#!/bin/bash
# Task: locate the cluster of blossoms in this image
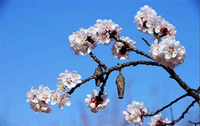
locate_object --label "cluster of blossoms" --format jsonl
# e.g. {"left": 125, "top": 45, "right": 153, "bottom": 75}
{"left": 123, "top": 101, "right": 173, "bottom": 126}
{"left": 148, "top": 114, "right": 171, "bottom": 126}
{"left": 150, "top": 35, "right": 186, "bottom": 69}
{"left": 134, "top": 5, "right": 185, "bottom": 69}
{"left": 69, "top": 19, "right": 137, "bottom": 60}
{"left": 85, "top": 90, "right": 110, "bottom": 113}
{"left": 134, "top": 5, "right": 176, "bottom": 39}
{"left": 26, "top": 85, "right": 71, "bottom": 113}
{"left": 26, "top": 70, "right": 82, "bottom": 113}
{"left": 123, "top": 101, "right": 149, "bottom": 126}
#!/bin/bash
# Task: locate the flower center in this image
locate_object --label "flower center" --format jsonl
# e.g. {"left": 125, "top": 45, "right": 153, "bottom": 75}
{"left": 101, "top": 33, "right": 107, "bottom": 39}
{"left": 168, "top": 47, "right": 174, "bottom": 54}
{"left": 82, "top": 43, "right": 89, "bottom": 51}
{"left": 90, "top": 96, "right": 104, "bottom": 107}
{"left": 43, "top": 93, "right": 48, "bottom": 100}
{"left": 156, "top": 118, "right": 163, "bottom": 126}
{"left": 86, "top": 36, "right": 94, "bottom": 44}
{"left": 160, "top": 27, "right": 168, "bottom": 36}
{"left": 120, "top": 45, "right": 128, "bottom": 55}
{"left": 66, "top": 78, "right": 72, "bottom": 84}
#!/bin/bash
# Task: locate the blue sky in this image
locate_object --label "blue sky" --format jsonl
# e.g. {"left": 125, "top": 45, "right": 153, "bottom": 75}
{"left": 0, "top": 0, "right": 199, "bottom": 126}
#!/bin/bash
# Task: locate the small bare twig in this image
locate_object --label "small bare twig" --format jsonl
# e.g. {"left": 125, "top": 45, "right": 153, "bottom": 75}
{"left": 143, "top": 93, "right": 189, "bottom": 117}
{"left": 89, "top": 52, "right": 108, "bottom": 70}
{"left": 165, "top": 100, "right": 196, "bottom": 125}
{"left": 189, "top": 120, "right": 200, "bottom": 126}
{"left": 142, "top": 37, "right": 151, "bottom": 47}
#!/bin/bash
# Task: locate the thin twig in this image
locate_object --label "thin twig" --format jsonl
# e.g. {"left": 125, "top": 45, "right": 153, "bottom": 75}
{"left": 165, "top": 100, "right": 196, "bottom": 125}
{"left": 188, "top": 120, "right": 200, "bottom": 126}
{"left": 89, "top": 52, "right": 107, "bottom": 70}
{"left": 143, "top": 93, "right": 189, "bottom": 117}
{"left": 98, "top": 73, "right": 110, "bottom": 97}
{"left": 142, "top": 37, "right": 151, "bottom": 47}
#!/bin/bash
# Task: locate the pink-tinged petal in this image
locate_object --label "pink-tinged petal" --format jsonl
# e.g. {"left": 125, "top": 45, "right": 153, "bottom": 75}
{"left": 51, "top": 100, "right": 57, "bottom": 105}
{"left": 91, "top": 108, "right": 98, "bottom": 113}
{"left": 123, "top": 111, "right": 129, "bottom": 115}
{"left": 90, "top": 103, "right": 96, "bottom": 108}
{"left": 85, "top": 98, "right": 90, "bottom": 103}
{"left": 59, "top": 103, "right": 65, "bottom": 109}
{"left": 92, "top": 90, "right": 98, "bottom": 97}
{"left": 65, "top": 100, "right": 71, "bottom": 106}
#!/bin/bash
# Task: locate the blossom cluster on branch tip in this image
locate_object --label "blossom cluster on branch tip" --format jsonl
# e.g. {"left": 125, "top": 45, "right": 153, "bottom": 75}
{"left": 148, "top": 114, "right": 172, "bottom": 126}
{"left": 123, "top": 101, "right": 149, "bottom": 126}
{"left": 85, "top": 90, "right": 110, "bottom": 113}
{"left": 26, "top": 70, "right": 81, "bottom": 113}
{"left": 134, "top": 5, "right": 176, "bottom": 39}
{"left": 68, "top": 19, "right": 137, "bottom": 60}
{"left": 150, "top": 36, "right": 185, "bottom": 69}
{"left": 134, "top": 5, "right": 185, "bottom": 69}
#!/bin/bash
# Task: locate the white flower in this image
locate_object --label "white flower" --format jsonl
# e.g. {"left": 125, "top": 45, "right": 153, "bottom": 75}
{"left": 134, "top": 5, "right": 158, "bottom": 34}
{"left": 94, "top": 19, "right": 122, "bottom": 45}
{"left": 69, "top": 27, "right": 97, "bottom": 55}
{"left": 29, "top": 100, "right": 52, "bottom": 113}
{"left": 38, "top": 86, "right": 52, "bottom": 103}
{"left": 26, "top": 85, "right": 52, "bottom": 113}
{"left": 58, "top": 93, "right": 71, "bottom": 109}
{"left": 146, "top": 16, "right": 162, "bottom": 34}
{"left": 152, "top": 18, "right": 177, "bottom": 39}
{"left": 111, "top": 36, "right": 137, "bottom": 60}
{"left": 51, "top": 90, "right": 62, "bottom": 105}
{"left": 56, "top": 82, "right": 66, "bottom": 92}
{"left": 57, "top": 70, "right": 81, "bottom": 89}
{"left": 85, "top": 90, "right": 110, "bottom": 113}
{"left": 148, "top": 114, "right": 163, "bottom": 126}
{"left": 148, "top": 114, "right": 173, "bottom": 126}
{"left": 150, "top": 36, "right": 185, "bottom": 69}
{"left": 123, "top": 101, "right": 149, "bottom": 126}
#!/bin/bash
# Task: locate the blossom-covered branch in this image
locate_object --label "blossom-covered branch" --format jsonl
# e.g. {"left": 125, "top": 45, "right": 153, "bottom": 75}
{"left": 26, "top": 4, "right": 199, "bottom": 126}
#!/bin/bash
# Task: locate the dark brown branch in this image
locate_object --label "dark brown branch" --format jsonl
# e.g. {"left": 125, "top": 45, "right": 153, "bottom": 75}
{"left": 143, "top": 93, "right": 189, "bottom": 117}
{"left": 142, "top": 37, "right": 151, "bottom": 47}
{"left": 109, "top": 33, "right": 153, "bottom": 59}
{"left": 68, "top": 60, "right": 200, "bottom": 104}
{"left": 89, "top": 52, "right": 107, "bottom": 70}
{"left": 162, "top": 66, "right": 200, "bottom": 104}
{"left": 165, "top": 100, "right": 196, "bottom": 125}
{"left": 189, "top": 120, "right": 200, "bottom": 126}
{"left": 68, "top": 61, "right": 160, "bottom": 95}
{"left": 98, "top": 73, "right": 110, "bottom": 97}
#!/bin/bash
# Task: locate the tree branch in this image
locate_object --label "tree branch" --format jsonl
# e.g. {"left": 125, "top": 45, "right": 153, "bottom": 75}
{"left": 89, "top": 52, "right": 108, "bottom": 70}
{"left": 188, "top": 120, "right": 200, "bottom": 126}
{"left": 142, "top": 37, "right": 151, "bottom": 47}
{"left": 165, "top": 100, "right": 196, "bottom": 125}
{"left": 162, "top": 66, "right": 200, "bottom": 104}
{"left": 68, "top": 60, "right": 200, "bottom": 105}
{"left": 143, "top": 93, "right": 189, "bottom": 117}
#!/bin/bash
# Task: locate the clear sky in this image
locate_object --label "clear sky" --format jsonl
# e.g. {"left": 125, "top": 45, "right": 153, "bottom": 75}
{"left": 0, "top": 0, "right": 199, "bottom": 126}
